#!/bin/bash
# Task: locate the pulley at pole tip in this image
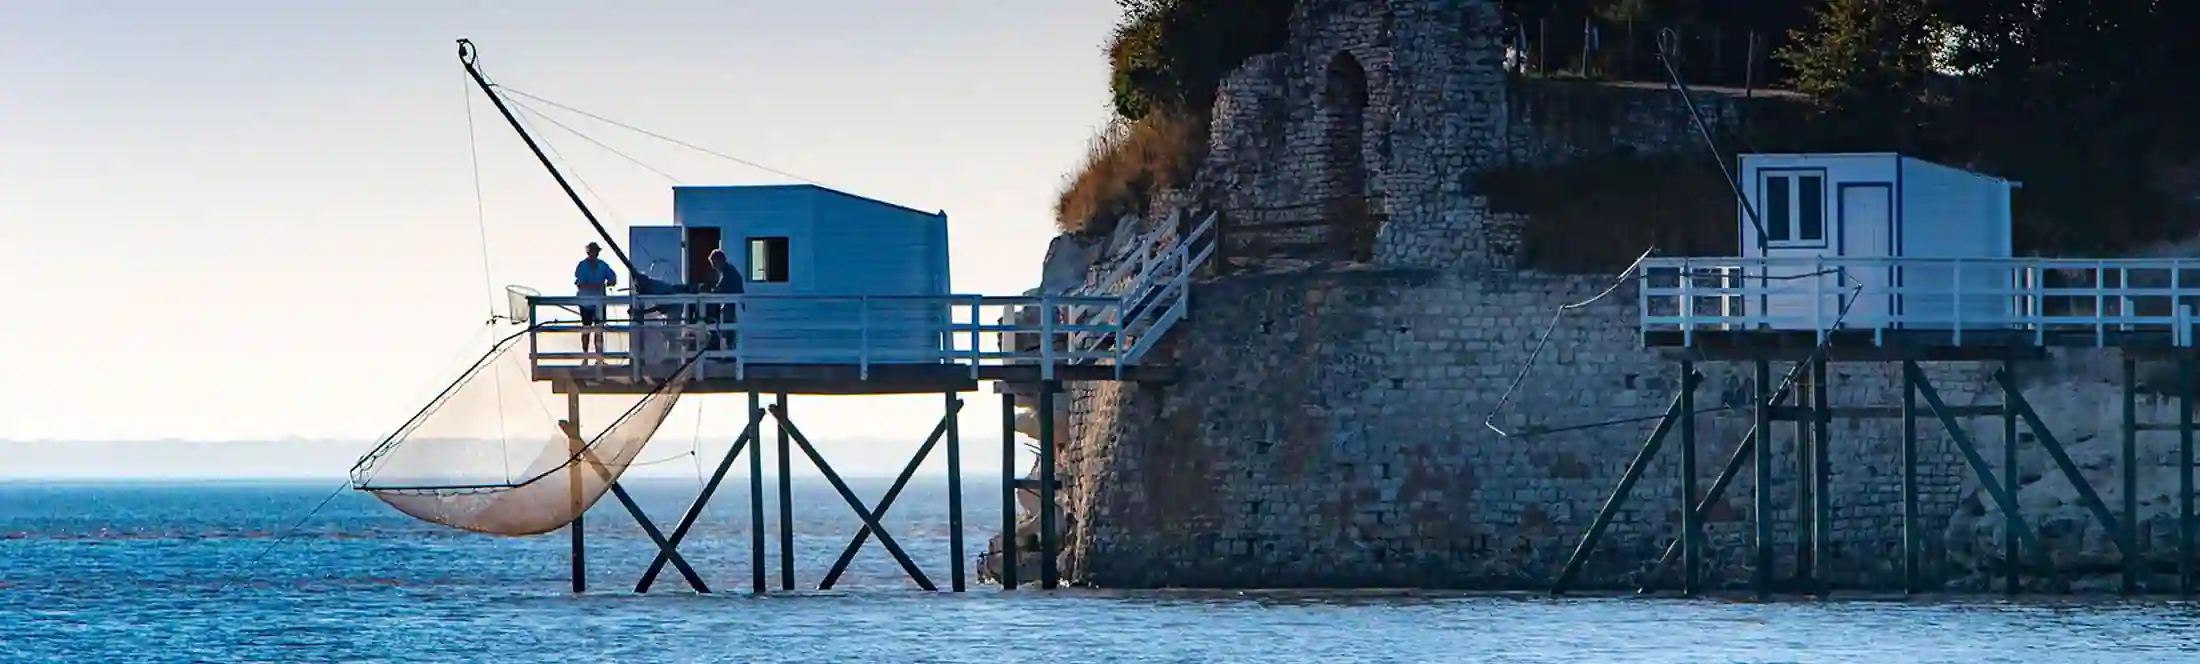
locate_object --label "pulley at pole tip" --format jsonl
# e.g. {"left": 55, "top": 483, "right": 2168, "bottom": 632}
{"left": 1654, "top": 28, "right": 1679, "bottom": 62}
{"left": 457, "top": 38, "right": 477, "bottom": 65}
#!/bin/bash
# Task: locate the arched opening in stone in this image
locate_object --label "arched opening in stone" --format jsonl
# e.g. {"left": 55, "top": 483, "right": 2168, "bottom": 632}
{"left": 1320, "top": 51, "right": 1376, "bottom": 262}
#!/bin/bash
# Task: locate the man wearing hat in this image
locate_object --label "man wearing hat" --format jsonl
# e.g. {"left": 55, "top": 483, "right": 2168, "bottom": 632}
{"left": 574, "top": 241, "right": 619, "bottom": 360}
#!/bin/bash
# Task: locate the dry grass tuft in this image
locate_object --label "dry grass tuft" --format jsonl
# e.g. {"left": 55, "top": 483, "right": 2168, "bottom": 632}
{"left": 1053, "top": 111, "right": 1208, "bottom": 235}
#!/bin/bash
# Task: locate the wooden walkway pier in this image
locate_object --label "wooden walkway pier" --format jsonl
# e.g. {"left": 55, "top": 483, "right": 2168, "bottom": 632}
{"left": 1557, "top": 254, "right": 2200, "bottom": 597}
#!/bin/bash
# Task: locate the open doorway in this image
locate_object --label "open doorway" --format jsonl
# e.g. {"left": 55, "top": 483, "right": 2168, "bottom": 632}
{"left": 684, "top": 226, "right": 722, "bottom": 285}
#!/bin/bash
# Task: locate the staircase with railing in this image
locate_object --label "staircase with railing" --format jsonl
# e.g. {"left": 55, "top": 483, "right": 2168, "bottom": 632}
{"left": 1061, "top": 209, "right": 1220, "bottom": 364}
{"left": 977, "top": 208, "right": 1218, "bottom": 587}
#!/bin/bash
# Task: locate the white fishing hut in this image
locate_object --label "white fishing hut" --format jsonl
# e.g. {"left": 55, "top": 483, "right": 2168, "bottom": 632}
{"left": 1735, "top": 152, "right": 2019, "bottom": 330}
{"left": 625, "top": 184, "right": 952, "bottom": 363}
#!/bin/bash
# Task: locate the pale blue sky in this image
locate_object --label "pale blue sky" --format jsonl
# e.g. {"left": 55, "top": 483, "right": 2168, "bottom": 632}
{"left": 0, "top": 1, "right": 1120, "bottom": 477}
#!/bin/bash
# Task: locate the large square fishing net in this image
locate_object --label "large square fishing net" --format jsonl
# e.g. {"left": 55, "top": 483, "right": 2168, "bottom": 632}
{"left": 349, "top": 326, "right": 699, "bottom": 536}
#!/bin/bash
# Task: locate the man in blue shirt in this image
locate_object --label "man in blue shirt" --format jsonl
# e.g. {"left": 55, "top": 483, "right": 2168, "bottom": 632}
{"left": 574, "top": 242, "right": 619, "bottom": 359}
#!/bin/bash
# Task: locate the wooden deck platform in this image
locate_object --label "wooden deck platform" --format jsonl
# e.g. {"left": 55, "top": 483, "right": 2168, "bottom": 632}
{"left": 1638, "top": 256, "right": 2200, "bottom": 362}
{"left": 541, "top": 361, "right": 1177, "bottom": 395}
{"left": 1643, "top": 329, "right": 2200, "bottom": 362}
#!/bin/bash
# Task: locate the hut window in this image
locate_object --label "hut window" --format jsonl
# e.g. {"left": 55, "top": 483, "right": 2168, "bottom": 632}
{"left": 1760, "top": 171, "right": 1827, "bottom": 246}
{"left": 748, "top": 237, "right": 790, "bottom": 283}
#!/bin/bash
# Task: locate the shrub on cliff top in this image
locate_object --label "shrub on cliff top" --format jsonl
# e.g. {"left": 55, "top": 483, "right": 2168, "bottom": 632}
{"left": 1057, "top": 0, "right": 1289, "bottom": 235}
{"left": 1107, "top": 0, "right": 1297, "bottom": 122}
{"left": 1053, "top": 111, "right": 1207, "bottom": 235}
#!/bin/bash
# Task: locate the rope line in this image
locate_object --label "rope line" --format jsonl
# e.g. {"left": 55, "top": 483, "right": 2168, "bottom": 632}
{"left": 507, "top": 96, "right": 684, "bottom": 184}
{"left": 498, "top": 85, "right": 829, "bottom": 188}
{"left": 507, "top": 98, "right": 627, "bottom": 227}
{"left": 1483, "top": 247, "right": 1657, "bottom": 437}
{"left": 691, "top": 399, "right": 707, "bottom": 489}
{"left": 462, "top": 70, "right": 497, "bottom": 320}
{"left": 463, "top": 70, "right": 518, "bottom": 484}
{"left": 216, "top": 479, "right": 351, "bottom": 594}
{"left": 1481, "top": 27, "right": 1871, "bottom": 440}
{"left": 616, "top": 449, "right": 700, "bottom": 470}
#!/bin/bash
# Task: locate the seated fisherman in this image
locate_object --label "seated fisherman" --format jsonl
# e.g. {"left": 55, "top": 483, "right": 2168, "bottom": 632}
{"left": 704, "top": 249, "right": 745, "bottom": 350}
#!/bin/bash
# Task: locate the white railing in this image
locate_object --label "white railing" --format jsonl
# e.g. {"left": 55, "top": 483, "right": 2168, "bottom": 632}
{"left": 1639, "top": 256, "right": 2200, "bottom": 347}
{"left": 524, "top": 292, "right": 1130, "bottom": 382}
{"left": 1055, "top": 210, "right": 1219, "bottom": 364}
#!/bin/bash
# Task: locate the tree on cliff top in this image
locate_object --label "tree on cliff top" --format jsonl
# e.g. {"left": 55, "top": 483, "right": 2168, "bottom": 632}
{"left": 1107, "top": 0, "right": 1297, "bottom": 122}
{"left": 1777, "top": 0, "right": 2200, "bottom": 255}
{"left": 1054, "top": 0, "right": 1292, "bottom": 235}
{"left": 1775, "top": 0, "right": 1944, "bottom": 152}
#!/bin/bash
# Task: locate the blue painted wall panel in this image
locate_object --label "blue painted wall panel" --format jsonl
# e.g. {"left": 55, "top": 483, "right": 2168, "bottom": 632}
{"left": 1897, "top": 157, "right": 2012, "bottom": 328}
{"left": 670, "top": 184, "right": 950, "bottom": 363}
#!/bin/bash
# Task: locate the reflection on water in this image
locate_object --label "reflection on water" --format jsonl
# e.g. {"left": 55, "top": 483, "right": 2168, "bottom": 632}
{"left": 2, "top": 480, "right": 2197, "bottom": 663}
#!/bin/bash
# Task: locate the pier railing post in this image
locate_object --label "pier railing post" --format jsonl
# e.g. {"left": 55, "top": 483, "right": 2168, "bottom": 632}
{"left": 750, "top": 391, "right": 766, "bottom": 595}
{"left": 1679, "top": 361, "right": 1701, "bottom": 597}
{"left": 2184, "top": 356, "right": 2197, "bottom": 596}
{"left": 777, "top": 393, "right": 795, "bottom": 592}
{"left": 2004, "top": 361, "right": 2022, "bottom": 594}
{"left": 2123, "top": 358, "right": 2142, "bottom": 595}
{"left": 1000, "top": 390, "right": 1019, "bottom": 589}
{"left": 1038, "top": 380, "right": 1060, "bottom": 589}
{"left": 947, "top": 391, "right": 967, "bottom": 592}
{"left": 1794, "top": 361, "right": 1813, "bottom": 589}
{"left": 568, "top": 385, "right": 586, "bottom": 594}
{"left": 1902, "top": 361, "right": 1919, "bottom": 594}
{"left": 1810, "top": 357, "right": 1831, "bottom": 593}
{"left": 1754, "top": 359, "right": 1773, "bottom": 598}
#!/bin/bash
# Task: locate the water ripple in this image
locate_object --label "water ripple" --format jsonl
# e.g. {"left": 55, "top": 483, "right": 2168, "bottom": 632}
{"left": 4, "top": 481, "right": 2199, "bottom": 663}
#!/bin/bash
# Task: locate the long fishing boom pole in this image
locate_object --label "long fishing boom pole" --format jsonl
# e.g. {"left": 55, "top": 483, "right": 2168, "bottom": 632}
{"left": 456, "top": 38, "right": 637, "bottom": 275}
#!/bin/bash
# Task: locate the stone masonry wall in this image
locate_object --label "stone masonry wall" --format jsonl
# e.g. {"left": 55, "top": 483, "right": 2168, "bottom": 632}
{"left": 1035, "top": 0, "right": 2158, "bottom": 592}
{"left": 1198, "top": 1, "right": 1786, "bottom": 273}
{"left": 1060, "top": 268, "right": 2020, "bottom": 589}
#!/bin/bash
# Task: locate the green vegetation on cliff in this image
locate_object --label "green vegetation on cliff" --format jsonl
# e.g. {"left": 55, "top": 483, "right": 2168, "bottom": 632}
{"left": 1056, "top": 0, "right": 2200, "bottom": 266}
{"left": 1503, "top": 0, "right": 2200, "bottom": 270}
{"left": 1107, "top": 0, "right": 1296, "bottom": 123}
{"left": 1055, "top": 0, "right": 1296, "bottom": 235}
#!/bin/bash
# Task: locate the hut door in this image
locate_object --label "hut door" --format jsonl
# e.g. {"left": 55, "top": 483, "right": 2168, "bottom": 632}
{"left": 628, "top": 226, "right": 684, "bottom": 286}
{"left": 1838, "top": 184, "right": 1894, "bottom": 328}
{"left": 684, "top": 227, "right": 723, "bottom": 285}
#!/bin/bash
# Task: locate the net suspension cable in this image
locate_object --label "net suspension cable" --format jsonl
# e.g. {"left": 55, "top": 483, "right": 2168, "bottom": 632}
{"left": 222, "top": 324, "right": 503, "bottom": 592}
{"left": 1481, "top": 28, "right": 1866, "bottom": 440}
{"left": 496, "top": 84, "right": 829, "bottom": 188}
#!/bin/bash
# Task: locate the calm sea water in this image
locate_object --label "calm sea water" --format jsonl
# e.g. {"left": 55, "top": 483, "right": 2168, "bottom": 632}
{"left": 5, "top": 478, "right": 2200, "bottom": 663}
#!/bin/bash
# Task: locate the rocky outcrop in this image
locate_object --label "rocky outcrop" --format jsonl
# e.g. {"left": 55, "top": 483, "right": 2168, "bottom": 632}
{"left": 1944, "top": 374, "right": 2200, "bottom": 592}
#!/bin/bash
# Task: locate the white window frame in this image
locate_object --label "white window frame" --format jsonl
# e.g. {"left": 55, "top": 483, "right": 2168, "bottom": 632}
{"left": 1758, "top": 169, "right": 1829, "bottom": 248}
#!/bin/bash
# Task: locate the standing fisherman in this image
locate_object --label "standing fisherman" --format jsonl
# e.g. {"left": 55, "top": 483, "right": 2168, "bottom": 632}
{"left": 574, "top": 241, "right": 619, "bottom": 361}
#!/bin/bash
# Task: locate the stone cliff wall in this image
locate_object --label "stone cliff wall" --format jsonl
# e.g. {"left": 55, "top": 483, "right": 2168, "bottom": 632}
{"left": 1195, "top": 0, "right": 1778, "bottom": 272}
{"left": 1028, "top": 0, "right": 2177, "bottom": 592}
{"left": 1060, "top": 267, "right": 2027, "bottom": 589}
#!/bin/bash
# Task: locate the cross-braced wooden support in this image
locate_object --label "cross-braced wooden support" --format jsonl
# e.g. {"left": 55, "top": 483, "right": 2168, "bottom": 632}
{"left": 814, "top": 397, "right": 967, "bottom": 591}
{"left": 557, "top": 385, "right": 740, "bottom": 595}
{"left": 1551, "top": 368, "right": 1701, "bottom": 594}
{"left": 621, "top": 391, "right": 977, "bottom": 595}
{"left": 770, "top": 400, "right": 951, "bottom": 592}
{"left": 633, "top": 400, "right": 765, "bottom": 593}
{"left": 1575, "top": 354, "right": 2150, "bottom": 597}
